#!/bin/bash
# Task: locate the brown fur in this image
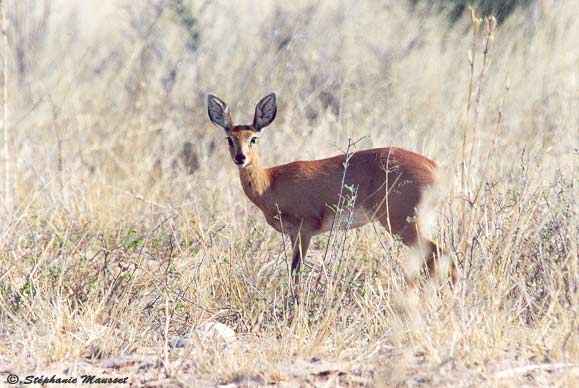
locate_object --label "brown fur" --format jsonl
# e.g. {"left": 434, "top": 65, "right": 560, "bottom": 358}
{"left": 208, "top": 94, "right": 457, "bottom": 285}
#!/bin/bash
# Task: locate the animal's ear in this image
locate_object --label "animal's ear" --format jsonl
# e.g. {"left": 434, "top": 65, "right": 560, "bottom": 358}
{"left": 253, "top": 93, "right": 277, "bottom": 131}
{"left": 208, "top": 94, "right": 233, "bottom": 132}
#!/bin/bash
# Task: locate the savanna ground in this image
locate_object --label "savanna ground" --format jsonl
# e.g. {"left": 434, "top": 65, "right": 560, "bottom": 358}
{"left": 0, "top": 0, "right": 578, "bottom": 387}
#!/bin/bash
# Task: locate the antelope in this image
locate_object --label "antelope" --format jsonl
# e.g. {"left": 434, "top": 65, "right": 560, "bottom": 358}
{"left": 208, "top": 93, "right": 456, "bottom": 285}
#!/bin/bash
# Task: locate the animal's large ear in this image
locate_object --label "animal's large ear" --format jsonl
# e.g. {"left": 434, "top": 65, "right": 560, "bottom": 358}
{"left": 253, "top": 93, "right": 277, "bottom": 131}
{"left": 208, "top": 94, "right": 233, "bottom": 132}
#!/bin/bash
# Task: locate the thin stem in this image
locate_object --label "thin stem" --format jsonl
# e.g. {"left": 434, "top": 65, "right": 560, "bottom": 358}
{"left": 1, "top": 0, "right": 11, "bottom": 211}
{"left": 462, "top": 12, "right": 478, "bottom": 235}
{"left": 317, "top": 137, "right": 363, "bottom": 287}
{"left": 468, "top": 22, "right": 495, "bottom": 177}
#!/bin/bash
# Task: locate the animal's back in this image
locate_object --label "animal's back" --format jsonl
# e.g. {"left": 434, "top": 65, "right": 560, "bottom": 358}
{"left": 267, "top": 147, "right": 438, "bottom": 196}
{"left": 263, "top": 147, "right": 439, "bottom": 226}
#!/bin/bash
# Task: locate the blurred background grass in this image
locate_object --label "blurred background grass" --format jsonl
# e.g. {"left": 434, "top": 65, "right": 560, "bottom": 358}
{"left": 3, "top": 0, "right": 575, "bottom": 213}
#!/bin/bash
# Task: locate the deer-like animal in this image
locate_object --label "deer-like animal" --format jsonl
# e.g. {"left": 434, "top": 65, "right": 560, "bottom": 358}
{"left": 208, "top": 93, "right": 456, "bottom": 285}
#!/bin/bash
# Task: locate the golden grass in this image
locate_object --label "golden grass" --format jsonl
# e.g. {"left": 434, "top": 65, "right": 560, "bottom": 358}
{"left": 0, "top": 0, "right": 578, "bottom": 386}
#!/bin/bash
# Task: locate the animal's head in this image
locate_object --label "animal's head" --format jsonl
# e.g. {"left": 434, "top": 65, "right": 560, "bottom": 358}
{"left": 207, "top": 93, "right": 277, "bottom": 168}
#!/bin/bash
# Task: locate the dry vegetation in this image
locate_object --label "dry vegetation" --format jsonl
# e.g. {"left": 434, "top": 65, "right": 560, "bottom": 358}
{"left": 0, "top": 0, "right": 578, "bottom": 387}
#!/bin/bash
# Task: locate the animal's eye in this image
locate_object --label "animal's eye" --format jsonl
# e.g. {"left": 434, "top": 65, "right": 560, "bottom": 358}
{"left": 226, "top": 138, "right": 233, "bottom": 147}
{"left": 250, "top": 137, "right": 258, "bottom": 146}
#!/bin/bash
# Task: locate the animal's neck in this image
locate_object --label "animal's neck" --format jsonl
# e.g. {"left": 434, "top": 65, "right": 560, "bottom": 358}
{"left": 239, "top": 155, "right": 270, "bottom": 204}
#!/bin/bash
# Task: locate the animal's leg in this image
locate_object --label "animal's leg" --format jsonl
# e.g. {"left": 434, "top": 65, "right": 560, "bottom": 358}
{"left": 378, "top": 215, "right": 456, "bottom": 285}
{"left": 290, "top": 232, "right": 311, "bottom": 285}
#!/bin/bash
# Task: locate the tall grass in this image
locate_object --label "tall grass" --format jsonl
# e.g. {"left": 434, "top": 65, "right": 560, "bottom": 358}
{"left": 0, "top": 0, "right": 577, "bottom": 385}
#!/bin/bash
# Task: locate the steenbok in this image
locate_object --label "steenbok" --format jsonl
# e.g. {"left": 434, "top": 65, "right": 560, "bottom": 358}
{"left": 208, "top": 93, "right": 456, "bottom": 285}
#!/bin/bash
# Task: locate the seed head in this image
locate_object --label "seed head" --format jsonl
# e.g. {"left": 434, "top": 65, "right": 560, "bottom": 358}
{"left": 490, "top": 16, "right": 497, "bottom": 32}
{"left": 474, "top": 18, "right": 483, "bottom": 34}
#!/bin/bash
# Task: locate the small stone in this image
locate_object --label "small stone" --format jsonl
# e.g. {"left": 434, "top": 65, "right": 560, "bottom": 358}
{"left": 196, "top": 322, "right": 236, "bottom": 343}
{"left": 169, "top": 322, "right": 236, "bottom": 348}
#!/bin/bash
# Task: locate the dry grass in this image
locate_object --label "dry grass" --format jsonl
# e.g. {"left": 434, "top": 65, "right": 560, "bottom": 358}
{"left": 0, "top": 0, "right": 578, "bottom": 386}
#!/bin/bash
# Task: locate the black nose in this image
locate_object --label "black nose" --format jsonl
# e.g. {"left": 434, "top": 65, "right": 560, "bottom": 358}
{"left": 234, "top": 154, "right": 246, "bottom": 164}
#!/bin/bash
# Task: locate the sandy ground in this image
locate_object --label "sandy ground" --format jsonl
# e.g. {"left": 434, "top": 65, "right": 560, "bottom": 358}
{"left": 3, "top": 340, "right": 578, "bottom": 387}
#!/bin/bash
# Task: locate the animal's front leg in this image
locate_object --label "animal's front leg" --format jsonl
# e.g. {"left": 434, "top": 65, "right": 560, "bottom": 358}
{"left": 290, "top": 232, "right": 311, "bottom": 286}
